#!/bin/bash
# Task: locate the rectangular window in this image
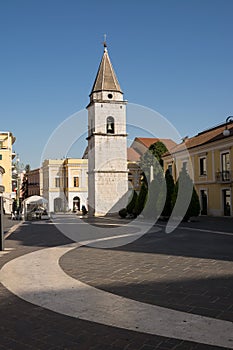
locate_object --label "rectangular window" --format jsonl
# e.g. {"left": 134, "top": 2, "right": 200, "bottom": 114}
{"left": 199, "top": 157, "right": 207, "bottom": 176}
{"left": 55, "top": 177, "right": 60, "bottom": 188}
{"left": 0, "top": 154, "right": 2, "bottom": 160}
{"left": 221, "top": 152, "right": 230, "bottom": 181}
{"left": 221, "top": 152, "right": 230, "bottom": 172}
{"left": 73, "top": 176, "right": 79, "bottom": 187}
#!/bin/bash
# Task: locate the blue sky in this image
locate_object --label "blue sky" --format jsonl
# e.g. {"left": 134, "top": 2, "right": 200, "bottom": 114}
{"left": 1, "top": 0, "right": 233, "bottom": 168}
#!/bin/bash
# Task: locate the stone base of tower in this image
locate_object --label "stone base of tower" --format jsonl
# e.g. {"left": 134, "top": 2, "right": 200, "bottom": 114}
{"left": 88, "top": 171, "right": 129, "bottom": 217}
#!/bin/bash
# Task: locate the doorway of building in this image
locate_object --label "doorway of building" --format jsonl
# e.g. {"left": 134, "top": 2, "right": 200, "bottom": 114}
{"left": 54, "top": 198, "right": 62, "bottom": 212}
{"left": 200, "top": 190, "right": 208, "bottom": 215}
{"left": 73, "top": 196, "right": 80, "bottom": 212}
{"left": 223, "top": 189, "right": 231, "bottom": 216}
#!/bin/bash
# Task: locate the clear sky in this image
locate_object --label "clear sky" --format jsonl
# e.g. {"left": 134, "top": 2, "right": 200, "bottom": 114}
{"left": 1, "top": 0, "right": 233, "bottom": 169}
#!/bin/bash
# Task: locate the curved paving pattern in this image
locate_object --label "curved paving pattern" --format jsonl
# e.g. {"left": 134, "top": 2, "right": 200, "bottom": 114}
{"left": 1, "top": 242, "right": 233, "bottom": 349}
{"left": 60, "top": 228, "right": 233, "bottom": 322}
{"left": 61, "top": 247, "right": 233, "bottom": 320}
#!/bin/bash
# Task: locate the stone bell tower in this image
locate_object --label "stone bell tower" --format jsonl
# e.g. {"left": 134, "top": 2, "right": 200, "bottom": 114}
{"left": 87, "top": 43, "right": 128, "bottom": 216}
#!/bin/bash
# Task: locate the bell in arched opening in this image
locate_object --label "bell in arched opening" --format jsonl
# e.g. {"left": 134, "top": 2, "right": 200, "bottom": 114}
{"left": 106, "top": 116, "right": 114, "bottom": 134}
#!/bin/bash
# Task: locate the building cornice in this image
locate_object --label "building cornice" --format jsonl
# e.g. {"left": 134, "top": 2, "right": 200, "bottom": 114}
{"left": 86, "top": 132, "right": 128, "bottom": 140}
{"left": 87, "top": 170, "right": 128, "bottom": 174}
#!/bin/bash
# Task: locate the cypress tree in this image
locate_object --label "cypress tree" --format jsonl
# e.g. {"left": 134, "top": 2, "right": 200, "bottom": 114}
{"left": 172, "top": 165, "right": 200, "bottom": 221}
{"left": 134, "top": 182, "right": 148, "bottom": 216}
{"left": 126, "top": 190, "right": 138, "bottom": 216}
{"left": 162, "top": 169, "right": 175, "bottom": 217}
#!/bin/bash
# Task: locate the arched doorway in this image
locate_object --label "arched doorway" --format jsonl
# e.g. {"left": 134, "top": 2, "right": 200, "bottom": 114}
{"left": 54, "top": 198, "right": 62, "bottom": 212}
{"left": 73, "top": 196, "right": 80, "bottom": 212}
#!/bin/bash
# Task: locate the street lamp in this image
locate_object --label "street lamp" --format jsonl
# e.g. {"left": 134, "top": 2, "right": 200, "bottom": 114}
{"left": 12, "top": 155, "right": 24, "bottom": 209}
{"left": 223, "top": 116, "right": 233, "bottom": 137}
{"left": 0, "top": 185, "right": 5, "bottom": 251}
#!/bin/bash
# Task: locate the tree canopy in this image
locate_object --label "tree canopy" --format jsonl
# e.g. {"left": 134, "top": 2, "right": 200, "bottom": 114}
{"left": 139, "top": 141, "right": 168, "bottom": 183}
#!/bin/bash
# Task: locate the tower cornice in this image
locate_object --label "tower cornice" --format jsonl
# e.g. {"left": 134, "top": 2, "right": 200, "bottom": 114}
{"left": 86, "top": 132, "right": 128, "bottom": 140}
{"left": 86, "top": 99, "right": 127, "bottom": 109}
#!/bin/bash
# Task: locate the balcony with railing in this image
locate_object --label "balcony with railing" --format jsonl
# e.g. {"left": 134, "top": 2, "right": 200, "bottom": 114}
{"left": 216, "top": 170, "right": 232, "bottom": 183}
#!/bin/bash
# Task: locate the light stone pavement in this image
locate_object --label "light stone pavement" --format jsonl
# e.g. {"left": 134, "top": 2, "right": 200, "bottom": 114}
{"left": 0, "top": 215, "right": 233, "bottom": 349}
{"left": 1, "top": 241, "right": 233, "bottom": 349}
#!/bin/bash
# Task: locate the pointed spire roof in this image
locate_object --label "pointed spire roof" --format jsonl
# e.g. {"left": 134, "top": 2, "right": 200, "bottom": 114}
{"left": 91, "top": 46, "right": 122, "bottom": 95}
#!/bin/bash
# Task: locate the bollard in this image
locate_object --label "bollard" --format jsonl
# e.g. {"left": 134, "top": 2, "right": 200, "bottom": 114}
{"left": 0, "top": 196, "right": 4, "bottom": 251}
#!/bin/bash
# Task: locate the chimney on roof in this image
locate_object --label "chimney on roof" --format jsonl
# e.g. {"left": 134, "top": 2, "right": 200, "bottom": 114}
{"left": 182, "top": 136, "right": 188, "bottom": 143}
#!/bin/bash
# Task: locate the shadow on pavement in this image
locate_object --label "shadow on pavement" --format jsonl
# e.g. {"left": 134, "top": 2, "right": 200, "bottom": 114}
{"left": 61, "top": 246, "right": 233, "bottom": 323}
{"left": 6, "top": 220, "right": 73, "bottom": 248}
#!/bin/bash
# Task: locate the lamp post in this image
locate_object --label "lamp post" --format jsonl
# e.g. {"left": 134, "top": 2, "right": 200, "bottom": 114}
{"left": 223, "top": 116, "right": 233, "bottom": 137}
{"left": 12, "top": 155, "right": 24, "bottom": 210}
{"left": 0, "top": 185, "right": 5, "bottom": 251}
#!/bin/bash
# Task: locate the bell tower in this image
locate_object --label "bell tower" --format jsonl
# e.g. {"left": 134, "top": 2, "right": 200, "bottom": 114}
{"left": 87, "top": 43, "right": 128, "bottom": 216}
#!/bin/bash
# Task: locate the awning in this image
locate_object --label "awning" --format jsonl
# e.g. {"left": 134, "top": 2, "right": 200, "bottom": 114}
{"left": 22, "top": 195, "right": 48, "bottom": 206}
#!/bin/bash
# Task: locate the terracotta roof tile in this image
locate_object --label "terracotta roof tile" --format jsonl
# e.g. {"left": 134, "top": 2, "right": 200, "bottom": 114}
{"left": 134, "top": 137, "right": 177, "bottom": 151}
{"left": 166, "top": 122, "right": 233, "bottom": 155}
{"left": 127, "top": 148, "right": 141, "bottom": 162}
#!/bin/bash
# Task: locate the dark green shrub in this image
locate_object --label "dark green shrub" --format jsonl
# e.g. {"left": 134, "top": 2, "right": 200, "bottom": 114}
{"left": 134, "top": 183, "right": 148, "bottom": 216}
{"left": 184, "top": 187, "right": 200, "bottom": 221}
{"left": 126, "top": 190, "right": 138, "bottom": 215}
{"left": 162, "top": 169, "right": 175, "bottom": 217}
{"left": 119, "top": 208, "right": 127, "bottom": 218}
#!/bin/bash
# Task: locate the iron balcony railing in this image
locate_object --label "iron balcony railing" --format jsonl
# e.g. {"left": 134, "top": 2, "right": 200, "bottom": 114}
{"left": 216, "top": 170, "right": 232, "bottom": 183}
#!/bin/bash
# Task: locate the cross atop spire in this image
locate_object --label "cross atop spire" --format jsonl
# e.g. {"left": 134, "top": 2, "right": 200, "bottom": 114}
{"left": 103, "top": 34, "right": 107, "bottom": 50}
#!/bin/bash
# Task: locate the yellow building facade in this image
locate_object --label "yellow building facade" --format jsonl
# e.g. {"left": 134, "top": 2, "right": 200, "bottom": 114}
{"left": 41, "top": 158, "right": 88, "bottom": 213}
{"left": 163, "top": 122, "right": 233, "bottom": 217}
{"left": 63, "top": 158, "right": 88, "bottom": 211}
{"left": 0, "top": 131, "right": 16, "bottom": 213}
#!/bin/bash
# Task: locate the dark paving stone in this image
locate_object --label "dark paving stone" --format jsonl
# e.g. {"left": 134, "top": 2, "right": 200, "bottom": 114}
{"left": 1, "top": 218, "right": 233, "bottom": 349}
{"left": 61, "top": 241, "right": 233, "bottom": 321}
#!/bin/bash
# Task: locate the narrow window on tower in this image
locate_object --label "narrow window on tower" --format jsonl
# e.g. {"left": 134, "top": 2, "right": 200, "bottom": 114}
{"left": 106, "top": 116, "right": 114, "bottom": 134}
